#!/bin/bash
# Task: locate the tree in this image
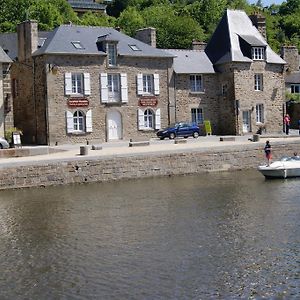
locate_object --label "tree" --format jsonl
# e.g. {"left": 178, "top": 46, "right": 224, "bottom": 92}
{"left": 142, "top": 4, "right": 205, "bottom": 48}
{"left": 117, "top": 7, "right": 145, "bottom": 36}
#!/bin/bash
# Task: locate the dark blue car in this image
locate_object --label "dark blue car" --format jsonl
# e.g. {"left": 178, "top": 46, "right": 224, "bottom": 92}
{"left": 157, "top": 122, "right": 200, "bottom": 140}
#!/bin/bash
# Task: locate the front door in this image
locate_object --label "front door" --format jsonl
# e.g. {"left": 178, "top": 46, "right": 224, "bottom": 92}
{"left": 242, "top": 110, "right": 251, "bottom": 133}
{"left": 107, "top": 111, "right": 122, "bottom": 140}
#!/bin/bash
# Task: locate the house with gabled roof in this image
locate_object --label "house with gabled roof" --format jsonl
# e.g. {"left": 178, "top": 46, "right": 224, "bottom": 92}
{"left": 0, "top": 21, "right": 173, "bottom": 145}
{"left": 67, "top": 0, "right": 109, "bottom": 16}
{"left": 203, "top": 9, "right": 286, "bottom": 135}
{"left": 0, "top": 46, "right": 13, "bottom": 139}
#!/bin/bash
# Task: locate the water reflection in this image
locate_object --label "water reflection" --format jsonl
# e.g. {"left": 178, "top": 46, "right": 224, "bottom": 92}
{"left": 0, "top": 170, "right": 299, "bottom": 299}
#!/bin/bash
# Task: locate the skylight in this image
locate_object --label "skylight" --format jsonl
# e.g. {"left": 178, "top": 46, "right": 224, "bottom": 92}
{"left": 129, "top": 44, "right": 141, "bottom": 51}
{"left": 71, "top": 41, "right": 85, "bottom": 49}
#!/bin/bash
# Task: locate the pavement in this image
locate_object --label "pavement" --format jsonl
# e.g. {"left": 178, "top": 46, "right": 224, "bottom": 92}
{"left": 0, "top": 132, "right": 300, "bottom": 167}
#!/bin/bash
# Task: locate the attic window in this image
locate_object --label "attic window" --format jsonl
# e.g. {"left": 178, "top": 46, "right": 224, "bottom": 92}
{"left": 129, "top": 44, "right": 141, "bottom": 51}
{"left": 71, "top": 41, "right": 84, "bottom": 49}
{"left": 252, "top": 47, "right": 265, "bottom": 60}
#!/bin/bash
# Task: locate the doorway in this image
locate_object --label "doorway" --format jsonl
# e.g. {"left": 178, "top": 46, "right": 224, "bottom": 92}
{"left": 242, "top": 110, "right": 251, "bottom": 133}
{"left": 107, "top": 110, "right": 122, "bottom": 140}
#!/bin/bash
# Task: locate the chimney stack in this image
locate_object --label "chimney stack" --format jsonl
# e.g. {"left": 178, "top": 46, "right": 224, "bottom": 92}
{"left": 191, "top": 40, "right": 206, "bottom": 51}
{"left": 281, "top": 45, "right": 299, "bottom": 72}
{"left": 135, "top": 27, "right": 156, "bottom": 48}
{"left": 17, "top": 20, "right": 38, "bottom": 62}
{"left": 249, "top": 13, "right": 267, "bottom": 40}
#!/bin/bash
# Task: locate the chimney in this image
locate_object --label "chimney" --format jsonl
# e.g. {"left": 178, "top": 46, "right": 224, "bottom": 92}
{"left": 192, "top": 40, "right": 206, "bottom": 51}
{"left": 249, "top": 13, "right": 267, "bottom": 40}
{"left": 281, "top": 45, "right": 299, "bottom": 72}
{"left": 17, "top": 20, "right": 38, "bottom": 62}
{"left": 135, "top": 27, "right": 156, "bottom": 48}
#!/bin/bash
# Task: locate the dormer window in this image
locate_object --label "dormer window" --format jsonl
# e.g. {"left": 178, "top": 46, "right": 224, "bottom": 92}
{"left": 252, "top": 47, "right": 265, "bottom": 60}
{"left": 107, "top": 43, "right": 117, "bottom": 66}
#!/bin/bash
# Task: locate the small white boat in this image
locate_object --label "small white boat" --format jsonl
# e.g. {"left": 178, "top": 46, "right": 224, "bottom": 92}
{"left": 258, "top": 156, "right": 300, "bottom": 179}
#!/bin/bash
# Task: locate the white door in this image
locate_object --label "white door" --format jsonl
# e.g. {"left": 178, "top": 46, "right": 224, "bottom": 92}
{"left": 107, "top": 111, "right": 122, "bottom": 140}
{"left": 242, "top": 110, "right": 251, "bottom": 133}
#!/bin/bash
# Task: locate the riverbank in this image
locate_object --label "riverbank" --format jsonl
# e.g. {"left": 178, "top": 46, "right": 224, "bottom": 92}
{"left": 0, "top": 135, "right": 300, "bottom": 190}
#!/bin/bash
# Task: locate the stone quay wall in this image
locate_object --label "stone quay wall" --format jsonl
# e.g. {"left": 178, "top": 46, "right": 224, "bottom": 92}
{"left": 0, "top": 140, "right": 300, "bottom": 190}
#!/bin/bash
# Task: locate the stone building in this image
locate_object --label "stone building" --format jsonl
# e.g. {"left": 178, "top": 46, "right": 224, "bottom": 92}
{"left": 67, "top": 0, "right": 109, "bottom": 16}
{"left": 1, "top": 21, "right": 173, "bottom": 145}
{"left": 281, "top": 45, "right": 300, "bottom": 128}
{"left": 0, "top": 9, "right": 288, "bottom": 145}
{"left": 0, "top": 46, "right": 13, "bottom": 138}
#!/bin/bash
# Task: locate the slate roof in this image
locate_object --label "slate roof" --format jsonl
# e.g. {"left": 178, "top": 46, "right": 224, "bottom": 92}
{"left": 286, "top": 72, "right": 300, "bottom": 84}
{"left": 68, "top": 0, "right": 107, "bottom": 11}
{"left": 0, "top": 46, "right": 12, "bottom": 63}
{"left": 165, "top": 49, "right": 215, "bottom": 74}
{"left": 205, "top": 9, "right": 285, "bottom": 65}
{"left": 0, "top": 32, "right": 51, "bottom": 60}
{"left": 33, "top": 25, "right": 174, "bottom": 58}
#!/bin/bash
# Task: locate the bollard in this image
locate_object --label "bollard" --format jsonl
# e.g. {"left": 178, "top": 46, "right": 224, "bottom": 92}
{"left": 252, "top": 134, "right": 260, "bottom": 142}
{"left": 80, "top": 146, "right": 88, "bottom": 155}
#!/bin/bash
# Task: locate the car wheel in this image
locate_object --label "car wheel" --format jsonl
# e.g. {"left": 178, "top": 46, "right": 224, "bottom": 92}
{"left": 0, "top": 144, "right": 3, "bottom": 149}
{"left": 184, "top": 136, "right": 188, "bottom": 139}
{"left": 169, "top": 133, "right": 176, "bottom": 139}
{"left": 193, "top": 132, "right": 199, "bottom": 138}
{"left": 160, "top": 137, "right": 165, "bottom": 140}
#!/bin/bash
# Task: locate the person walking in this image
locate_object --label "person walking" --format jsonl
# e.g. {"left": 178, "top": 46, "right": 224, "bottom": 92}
{"left": 264, "top": 140, "right": 272, "bottom": 166}
{"left": 284, "top": 114, "right": 291, "bottom": 135}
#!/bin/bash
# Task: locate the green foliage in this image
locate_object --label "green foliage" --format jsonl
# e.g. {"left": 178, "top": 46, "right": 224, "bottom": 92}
{"left": 142, "top": 4, "right": 205, "bottom": 48}
{"left": 80, "top": 11, "right": 116, "bottom": 27}
{"left": 117, "top": 7, "right": 145, "bottom": 36}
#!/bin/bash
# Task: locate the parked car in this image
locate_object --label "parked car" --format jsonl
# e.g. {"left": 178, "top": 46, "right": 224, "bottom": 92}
{"left": 0, "top": 137, "right": 9, "bottom": 149}
{"left": 157, "top": 122, "right": 200, "bottom": 140}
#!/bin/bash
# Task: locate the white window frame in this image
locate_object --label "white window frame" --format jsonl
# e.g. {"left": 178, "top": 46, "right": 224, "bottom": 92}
{"left": 256, "top": 104, "right": 264, "bottom": 123}
{"left": 254, "top": 74, "right": 263, "bottom": 91}
{"left": 252, "top": 47, "right": 265, "bottom": 60}
{"left": 291, "top": 84, "right": 300, "bottom": 94}
{"left": 107, "top": 74, "right": 121, "bottom": 102}
{"left": 190, "top": 74, "right": 203, "bottom": 93}
{"left": 143, "top": 74, "right": 154, "bottom": 94}
{"left": 107, "top": 43, "right": 117, "bottom": 66}
{"left": 73, "top": 110, "right": 85, "bottom": 132}
{"left": 72, "top": 73, "right": 84, "bottom": 95}
{"left": 144, "top": 108, "right": 154, "bottom": 129}
{"left": 191, "top": 108, "right": 204, "bottom": 125}
{"left": 138, "top": 108, "right": 161, "bottom": 130}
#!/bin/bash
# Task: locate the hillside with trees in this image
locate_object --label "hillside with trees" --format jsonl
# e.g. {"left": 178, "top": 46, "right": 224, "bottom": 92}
{"left": 0, "top": 0, "right": 300, "bottom": 52}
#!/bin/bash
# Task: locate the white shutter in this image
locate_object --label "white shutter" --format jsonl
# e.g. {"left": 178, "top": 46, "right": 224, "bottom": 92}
{"left": 154, "top": 74, "right": 160, "bottom": 95}
{"left": 100, "top": 73, "right": 108, "bottom": 103}
{"left": 84, "top": 73, "right": 91, "bottom": 95}
{"left": 66, "top": 110, "right": 74, "bottom": 133}
{"left": 138, "top": 108, "right": 145, "bottom": 130}
{"left": 155, "top": 108, "right": 161, "bottom": 129}
{"left": 86, "top": 109, "right": 93, "bottom": 132}
{"left": 120, "top": 73, "right": 128, "bottom": 103}
{"left": 65, "top": 73, "right": 72, "bottom": 95}
{"left": 137, "top": 73, "right": 143, "bottom": 95}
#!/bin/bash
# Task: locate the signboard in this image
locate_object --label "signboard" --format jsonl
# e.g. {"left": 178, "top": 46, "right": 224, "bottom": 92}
{"left": 139, "top": 96, "right": 158, "bottom": 107}
{"left": 204, "top": 120, "right": 212, "bottom": 135}
{"left": 68, "top": 98, "right": 89, "bottom": 107}
{"left": 12, "top": 132, "right": 22, "bottom": 147}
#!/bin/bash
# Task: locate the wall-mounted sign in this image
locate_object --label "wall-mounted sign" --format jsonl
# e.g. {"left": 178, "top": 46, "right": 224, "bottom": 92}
{"left": 68, "top": 98, "right": 89, "bottom": 107}
{"left": 139, "top": 96, "right": 158, "bottom": 107}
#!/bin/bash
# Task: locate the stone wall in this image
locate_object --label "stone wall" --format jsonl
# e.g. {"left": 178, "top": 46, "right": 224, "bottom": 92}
{"left": 1, "top": 140, "right": 300, "bottom": 190}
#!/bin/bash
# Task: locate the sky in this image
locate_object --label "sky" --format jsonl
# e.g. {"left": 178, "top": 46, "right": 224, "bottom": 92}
{"left": 248, "top": 0, "right": 284, "bottom": 5}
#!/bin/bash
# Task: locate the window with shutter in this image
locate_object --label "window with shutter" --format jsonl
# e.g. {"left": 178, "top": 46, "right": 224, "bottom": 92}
{"left": 138, "top": 108, "right": 145, "bottom": 130}
{"left": 120, "top": 73, "right": 128, "bottom": 103}
{"left": 155, "top": 108, "right": 161, "bottom": 129}
{"left": 66, "top": 110, "right": 74, "bottom": 133}
{"left": 65, "top": 73, "right": 72, "bottom": 95}
{"left": 154, "top": 74, "right": 160, "bottom": 95}
{"left": 86, "top": 110, "right": 93, "bottom": 132}
{"left": 100, "top": 73, "right": 109, "bottom": 103}
{"left": 137, "top": 74, "right": 143, "bottom": 95}
{"left": 84, "top": 73, "right": 91, "bottom": 95}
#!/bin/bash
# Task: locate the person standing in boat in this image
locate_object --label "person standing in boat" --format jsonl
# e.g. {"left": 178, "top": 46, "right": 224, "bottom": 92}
{"left": 284, "top": 114, "right": 291, "bottom": 135}
{"left": 264, "top": 140, "right": 272, "bottom": 166}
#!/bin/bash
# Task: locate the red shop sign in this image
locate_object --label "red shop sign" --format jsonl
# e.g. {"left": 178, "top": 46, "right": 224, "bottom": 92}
{"left": 68, "top": 98, "right": 89, "bottom": 107}
{"left": 139, "top": 96, "right": 158, "bottom": 107}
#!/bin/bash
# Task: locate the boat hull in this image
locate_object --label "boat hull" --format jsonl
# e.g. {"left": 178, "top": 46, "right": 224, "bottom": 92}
{"left": 258, "top": 166, "right": 300, "bottom": 179}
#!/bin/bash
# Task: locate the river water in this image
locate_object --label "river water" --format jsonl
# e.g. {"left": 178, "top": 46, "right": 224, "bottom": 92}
{"left": 0, "top": 170, "right": 299, "bottom": 299}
